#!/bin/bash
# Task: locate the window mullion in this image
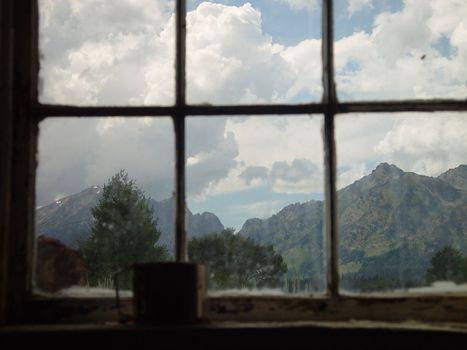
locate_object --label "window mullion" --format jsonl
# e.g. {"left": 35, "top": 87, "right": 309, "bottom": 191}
{"left": 322, "top": 0, "right": 339, "bottom": 297}
{"left": 174, "top": 0, "right": 187, "bottom": 262}
{"left": 176, "top": 0, "right": 186, "bottom": 107}
{"left": 174, "top": 115, "right": 186, "bottom": 262}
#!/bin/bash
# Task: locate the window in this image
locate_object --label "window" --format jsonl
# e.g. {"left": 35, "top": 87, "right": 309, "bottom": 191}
{"left": 2, "top": 0, "right": 467, "bottom": 325}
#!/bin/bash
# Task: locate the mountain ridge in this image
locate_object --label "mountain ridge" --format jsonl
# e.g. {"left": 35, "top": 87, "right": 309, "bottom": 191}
{"left": 36, "top": 163, "right": 467, "bottom": 292}
{"left": 239, "top": 163, "right": 467, "bottom": 291}
{"left": 36, "top": 188, "right": 224, "bottom": 251}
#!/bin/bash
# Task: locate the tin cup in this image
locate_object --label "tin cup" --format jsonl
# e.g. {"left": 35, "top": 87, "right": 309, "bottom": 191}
{"left": 115, "top": 262, "right": 206, "bottom": 324}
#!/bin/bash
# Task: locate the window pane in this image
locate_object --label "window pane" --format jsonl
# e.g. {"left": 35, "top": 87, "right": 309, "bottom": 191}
{"left": 35, "top": 117, "right": 174, "bottom": 294}
{"left": 334, "top": 0, "right": 467, "bottom": 101}
{"left": 186, "top": 115, "right": 325, "bottom": 294}
{"left": 38, "top": 0, "right": 175, "bottom": 106}
{"left": 336, "top": 112, "right": 467, "bottom": 294}
{"left": 187, "top": 1, "right": 322, "bottom": 105}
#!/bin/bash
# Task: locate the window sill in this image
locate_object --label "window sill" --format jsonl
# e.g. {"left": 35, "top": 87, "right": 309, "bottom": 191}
{"left": 2, "top": 319, "right": 467, "bottom": 349}
{"left": 24, "top": 293, "right": 467, "bottom": 325}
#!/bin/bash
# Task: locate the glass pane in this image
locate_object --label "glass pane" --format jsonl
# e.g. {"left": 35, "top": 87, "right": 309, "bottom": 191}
{"left": 38, "top": 0, "right": 175, "bottom": 106}
{"left": 336, "top": 112, "right": 467, "bottom": 294}
{"left": 35, "top": 117, "right": 174, "bottom": 294}
{"left": 187, "top": 1, "right": 322, "bottom": 105}
{"left": 335, "top": 0, "right": 467, "bottom": 100}
{"left": 186, "top": 115, "right": 325, "bottom": 294}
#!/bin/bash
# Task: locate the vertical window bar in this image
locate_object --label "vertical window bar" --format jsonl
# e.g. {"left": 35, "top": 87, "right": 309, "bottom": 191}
{"left": 176, "top": 0, "right": 186, "bottom": 107}
{"left": 322, "top": 0, "right": 337, "bottom": 105}
{"left": 174, "top": 115, "right": 187, "bottom": 262}
{"left": 322, "top": 0, "right": 339, "bottom": 297}
{"left": 0, "top": 0, "right": 14, "bottom": 324}
{"left": 174, "top": 0, "right": 187, "bottom": 262}
{"left": 6, "top": 0, "right": 39, "bottom": 322}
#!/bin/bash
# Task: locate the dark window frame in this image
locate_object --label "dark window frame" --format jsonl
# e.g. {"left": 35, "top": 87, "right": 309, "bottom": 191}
{"left": 2, "top": 0, "right": 467, "bottom": 324}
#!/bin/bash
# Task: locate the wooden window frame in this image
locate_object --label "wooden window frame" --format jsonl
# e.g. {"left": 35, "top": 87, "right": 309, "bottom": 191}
{"left": 2, "top": 0, "right": 467, "bottom": 325}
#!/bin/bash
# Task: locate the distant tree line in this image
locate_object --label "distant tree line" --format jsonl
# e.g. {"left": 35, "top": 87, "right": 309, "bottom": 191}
{"left": 189, "top": 228, "right": 287, "bottom": 290}
{"left": 425, "top": 246, "right": 467, "bottom": 284}
{"left": 80, "top": 170, "right": 288, "bottom": 290}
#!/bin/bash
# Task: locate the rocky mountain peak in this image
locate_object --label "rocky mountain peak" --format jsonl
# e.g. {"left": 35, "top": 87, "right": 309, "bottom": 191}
{"left": 439, "top": 165, "right": 467, "bottom": 190}
{"left": 371, "top": 162, "right": 404, "bottom": 179}
{"left": 341, "top": 163, "right": 405, "bottom": 193}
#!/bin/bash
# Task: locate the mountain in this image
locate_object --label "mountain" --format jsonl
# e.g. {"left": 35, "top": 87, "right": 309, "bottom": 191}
{"left": 36, "top": 187, "right": 224, "bottom": 251}
{"left": 37, "top": 163, "right": 467, "bottom": 292}
{"left": 241, "top": 201, "right": 325, "bottom": 290}
{"left": 239, "top": 163, "right": 467, "bottom": 292}
{"left": 439, "top": 164, "right": 467, "bottom": 191}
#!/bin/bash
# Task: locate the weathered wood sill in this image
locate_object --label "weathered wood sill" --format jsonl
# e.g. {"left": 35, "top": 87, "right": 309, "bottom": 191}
{"left": 2, "top": 320, "right": 467, "bottom": 349}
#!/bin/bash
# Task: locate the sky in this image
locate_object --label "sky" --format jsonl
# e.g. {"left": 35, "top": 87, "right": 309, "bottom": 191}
{"left": 37, "top": 0, "right": 467, "bottom": 230}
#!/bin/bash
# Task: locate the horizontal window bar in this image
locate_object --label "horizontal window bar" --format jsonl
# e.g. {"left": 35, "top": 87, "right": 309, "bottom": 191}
{"left": 34, "top": 100, "right": 467, "bottom": 119}
{"left": 338, "top": 100, "right": 467, "bottom": 113}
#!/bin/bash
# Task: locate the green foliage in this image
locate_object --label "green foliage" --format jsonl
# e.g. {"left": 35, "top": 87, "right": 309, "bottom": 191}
{"left": 188, "top": 228, "right": 287, "bottom": 290}
{"left": 341, "top": 275, "right": 419, "bottom": 293}
{"left": 426, "top": 246, "right": 467, "bottom": 284}
{"left": 81, "top": 170, "right": 169, "bottom": 289}
{"left": 342, "top": 244, "right": 428, "bottom": 291}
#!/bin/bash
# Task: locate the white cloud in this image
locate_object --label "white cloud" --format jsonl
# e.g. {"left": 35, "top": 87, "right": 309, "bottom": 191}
{"left": 37, "top": 0, "right": 467, "bottom": 213}
{"left": 186, "top": 2, "right": 319, "bottom": 104}
{"left": 375, "top": 113, "right": 467, "bottom": 176}
{"left": 41, "top": 0, "right": 324, "bottom": 110}
{"left": 336, "top": 0, "right": 467, "bottom": 100}
{"left": 334, "top": 112, "right": 467, "bottom": 188}
{"left": 274, "top": 0, "right": 319, "bottom": 12}
{"left": 337, "top": 163, "right": 367, "bottom": 189}
{"left": 39, "top": 1, "right": 322, "bottom": 106}
{"left": 335, "top": 114, "right": 396, "bottom": 186}
{"left": 281, "top": 39, "right": 322, "bottom": 101}
{"left": 347, "top": 0, "right": 373, "bottom": 17}
{"left": 39, "top": 0, "right": 175, "bottom": 105}
{"left": 37, "top": 117, "right": 176, "bottom": 204}
{"left": 269, "top": 159, "right": 323, "bottom": 193}
{"left": 230, "top": 200, "right": 288, "bottom": 219}
{"left": 186, "top": 130, "right": 239, "bottom": 196}
{"left": 203, "top": 116, "right": 325, "bottom": 196}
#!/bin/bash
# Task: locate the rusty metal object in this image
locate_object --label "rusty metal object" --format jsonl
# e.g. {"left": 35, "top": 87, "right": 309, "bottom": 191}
{"left": 35, "top": 235, "right": 85, "bottom": 293}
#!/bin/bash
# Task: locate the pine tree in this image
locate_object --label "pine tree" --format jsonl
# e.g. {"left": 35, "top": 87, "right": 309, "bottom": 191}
{"left": 81, "top": 170, "right": 169, "bottom": 288}
{"left": 426, "top": 246, "right": 467, "bottom": 285}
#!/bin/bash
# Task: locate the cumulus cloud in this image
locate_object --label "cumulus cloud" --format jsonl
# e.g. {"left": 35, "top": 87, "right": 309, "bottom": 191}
{"left": 337, "top": 163, "right": 367, "bottom": 189}
{"left": 40, "top": 0, "right": 323, "bottom": 105}
{"left": 37, "top": 0, "right": 467, "bottom": 216}
{"left": 38, "top": 116, "right": 242, "bottom": 205}
{"left": 39, "top": 0, "right": 175, "bottom": 105}
{"left": 274, "top": 0, "right": 319, "bottom": 12}
{"left": 37, "top": 117, "right": 176, "bottom": 205}
{"left": 186, "top": 2, "right": 321, "bottom": 104}
{"left": 269, "top": 159, "right": 322, "bottom": 193}
{"left": 335, "top": 0, "right": 467, "bottom": 100}
{"left": 335, "top": 112, "right": 467, "bottom": 187}
{"left": 281, "top": 39, "right": 322, "bottom": 102}
{"left": 186, "top": 130, "right": 239, "bottom": 196}
{"left": 347, "top": 0, "right": 373, "bottom": 16}
{"left": 239, "top": 159, "right": 323, "bottom": 194}
{"left": 230, "top": 200, "right": 288, "bottom": 219}
{"left": 202, "top": 116, "right": 325, "bottom": 196}
{"left": 239, "top": 166, "right": 269, "bottom": 185}
{"left": 375, "top": 113, "right": 467, "bottom": 176}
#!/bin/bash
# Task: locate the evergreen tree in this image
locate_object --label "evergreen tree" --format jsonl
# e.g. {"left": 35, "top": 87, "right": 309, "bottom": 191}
{"left": 426, "top": 246, "right": 467, "bottom": 284}
{"left": 81, "top": 170, "right": 168, "bottom": 288}
{"left": 188, "top": 228, "right": 287, "bottom": 290}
